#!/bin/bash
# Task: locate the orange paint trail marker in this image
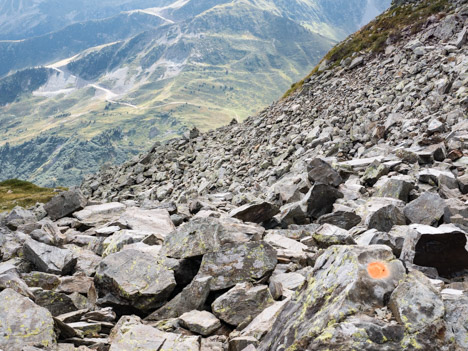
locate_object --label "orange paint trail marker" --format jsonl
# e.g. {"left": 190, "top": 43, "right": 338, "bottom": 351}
{"left": 367, "top": 262, "right": 390, "bottom": 279}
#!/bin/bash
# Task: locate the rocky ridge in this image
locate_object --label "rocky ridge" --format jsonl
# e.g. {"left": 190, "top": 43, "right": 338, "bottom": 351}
{"left": 1, "top": 0, "right": 468, "bottom": 350}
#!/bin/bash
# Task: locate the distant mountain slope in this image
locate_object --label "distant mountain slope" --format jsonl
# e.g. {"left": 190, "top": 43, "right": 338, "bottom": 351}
{"left": 0, "top": 12, "right": 166, "bottom": 77}
{"left": 0, "top": 0, "right": 174, "bottom": 40}
{"left": 0, "top": 0, "right": 391, "bottom": 187}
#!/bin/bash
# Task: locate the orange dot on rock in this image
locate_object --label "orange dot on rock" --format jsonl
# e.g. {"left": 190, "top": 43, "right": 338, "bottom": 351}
{"left": 367, "top": 262, "right": 390, "bottom": 279}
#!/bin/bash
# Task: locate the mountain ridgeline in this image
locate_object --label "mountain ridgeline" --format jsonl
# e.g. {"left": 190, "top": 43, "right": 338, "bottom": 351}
{"left": 0, "top": 0, "right": 391, "bottom": 187}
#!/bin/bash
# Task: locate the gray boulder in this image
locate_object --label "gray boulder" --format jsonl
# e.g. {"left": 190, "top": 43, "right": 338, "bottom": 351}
{"left": 388, "top": 271, "right": 444, "bottom": 334}
{"left": 404, "top": 192, "right": 446, "bottom": 226}
{"left": 179, "top": 310, "right": 221, "bottom": 336}
{"left": 312, "top": 224, "right": 356, "bottom": 248}
{"left": 444, "top": 295, "right": 468, "bottom": 349}
{"left": 357, "top": 198, "right": 406, "bottom": 232}
{"left": 95, "top": 249, "right": 176, "bottom": 311}
{"left": 374, "top": 178, "right": 414, "bottom": 202}
{"left": 230, "top": 202, "right": 279, "bottom": 224}
{"left": 197, "top": 241, "right": 277, "bottom": 291}
{"left": 305, "top": 315, "right": 405, "bottom": 351}
{"left": 0, "top": 288, "right": 56, "bottom": 350}
{"left": 307, "top": 158, "right": 343, "bottom": 187}
{"left": 44, "top": 190, "right": 87, "bottom": 221}
{"left": 73, "top": 202, "right": 126, "bottom": 226}
{"left": 317, "top": 209, "right": 361, "bottom": 230}
{"left": 23, "top": 239, "right": 76, "bottom": 275}
{"left": 212, "top": 283, "right": 274, "bottom": 326}
{"left": 4, "top": 207, "right": 36, "bottom": 230}
{"left": 146, "top": 276, "right": 212, "bottom": 321}
{"left": 400, "top": 224, "right": 468, "bottom": 277}
{"left": 33, "top": 289, "right": 81, "bottom": 316}
{"left": 306, "top": 184, "right": 344, "bottom": 219}
{"left": 118, "top": 207, "right": 175, "bottom": 239}
{"left": 161, "top": 218, "right": 263, "bottom": 259}
{"left": 258, "top": 245, "right": 405, "bottom": 351}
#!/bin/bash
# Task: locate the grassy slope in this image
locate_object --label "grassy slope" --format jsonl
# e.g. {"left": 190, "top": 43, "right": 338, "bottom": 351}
{"left": 0, "top": 179, "right": 64, "bottom": 212}
{"left": 283, "top": 0, "right": 450, "bottom": 98}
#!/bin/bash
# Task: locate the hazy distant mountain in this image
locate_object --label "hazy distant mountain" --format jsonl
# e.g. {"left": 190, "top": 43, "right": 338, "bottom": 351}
{"left": 0, "top": 0, "right": 174, "bottom": 40}
{"left": 0, "top": 0, "right": 391, "bottom": 186}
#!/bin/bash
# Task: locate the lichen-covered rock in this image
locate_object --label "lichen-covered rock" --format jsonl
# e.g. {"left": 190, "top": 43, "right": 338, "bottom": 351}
{"left": 374, "top": 178, "right": 414, "bottom": 202}
{"left": 306, "top": 314, "right": 405, "bottom": 351}
{"left": 95, "top": 249, "right": 176, "bottom": 311}
{"left": 197, "top": 241, "right": 277, "bottom": 291}
{"left": 212, "top": 283, "right": 274, "bottom": 326}
{"left": 312, "top": 223, "right": 356, "bottom": 248}
{"left": 258, "top": 245, "right": 405, "bottom": 351}
{"left": 444, "top": 295, "right": 468, "bottom": 349}
{"left": 23, "top": 239, "right": 76, "bottom": 275}
{"left": 0, "top": 288, "right": 56, "bottom": 350}
{"left": 33, "top": 289, "right": 81, "bottom": 316}
{"left": 161, "top": 218, "right": 263, "bottom": 259}
{"left": 388, "top": 271, "right": 444, "bottom": 333}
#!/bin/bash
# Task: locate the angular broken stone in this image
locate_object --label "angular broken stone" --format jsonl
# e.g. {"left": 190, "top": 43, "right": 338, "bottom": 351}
{"left": 270, "top": 173, "right": 310, "bottom": 204}
{"left": 317, "top": 209, "right": 361, "bottom": 230}
{"left": 0, "top": 289, "right": 56, "bottom": 350}
{"left": 119, "top": 207, "right": 175, "bottom": 239}
{"left": 23, "top": 239, "right": 76, "bottom": 275}
{"left": 33, "top": 289, "right": 81, "bottom": 316}
{"left": 230, "top": 202, "right": 280, "bottom": 224}
{"left": 146, "top": 276, "right": 212, "bottom": 321}
{"left": 404, "top": 192, "right": 446, "bottom": 226}
{"left": 306, "top": 314, "right": 405, "bottom": 350}
{"left": 212, "top": 283, "right": 274, "bottom": 326}
{"left": 374, "top": 178, "right": 413, "bottom": 202}
{"left": 4, "top": 207, "right": 36, "bottom": 230}
{"left": 257, "top": 245, "right": 405, "bottom": 351}
{"left": 357, "top": 197, "right": 406, "bottom": 232}
{"left": 361, "top": 161, "right": 389, "bottom": 186}
{"left": 44, "top": 189, "right": 87, "bottom": 221}
{"left": 0, "top": 271, "right": 34, "bottom": 299}
{"left": 312, "top": 224, "right": 356, "bottom": 248}
{"left": 388, "top": 271, "right": 444, "bottom": 333}
{"left": 58, "top": 275, "right": 94, "bottom": 294}
{"left": 400, "top": 224, "right": 468, "bottom": 278}
{"left": 305, "top": 184, "right": 344, "bottom": 219}
{"left": 161, "top": 218, "right": 263, "bottom": 259}
{"left": 270, "top": 272, "right": 306, "bottom": 291}
{"left": 179, "top": 310, "right": 221, "bottom": 336}
{"left": 73, "top": 203, "right": 126, "bottom": 226}
{"left": 21, "top": 271, "right": 61, "bottom": 290}
{"left": 197, "top": 241, "right": 277, "bottom": 291}
{"left": 307, "top": 158, "right": 343, "bottom": 187}
{"left": 444, "top": 295, "right": 468, "bottom": 349}
{"left": 95, "top": 249, "right": 176, "bottom": 311}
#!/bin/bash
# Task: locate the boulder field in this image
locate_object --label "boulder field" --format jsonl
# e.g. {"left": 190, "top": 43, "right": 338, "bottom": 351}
{"left": 1, "top": 0, "right": 468, "bottom": 350}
